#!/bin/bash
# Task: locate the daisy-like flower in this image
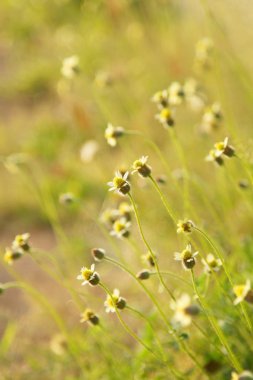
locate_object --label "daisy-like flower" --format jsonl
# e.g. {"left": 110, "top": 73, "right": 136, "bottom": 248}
{"left": 12, "top": 233, "right": 31, "bottom": 252}
{"left": 231, "top": 371, "right": 253, "bottom": 380}
{"left": 151, "top": 89, "right": 169, "bottom": 109}
{"left": 202, "top": 254, "right": 222, "bottom": 274}
{"left": 214, "top": 137, "right": 235, "bottom": 158}
{"left": 80, "top": 309, "right": 100, "bottom": 325}
{"left": 118, "top": 202, "right": 132, "bottom": 221}
{"left": 205, "top": 149, "right": 224, "bottom": 166}
{"left": 104, "top": 289, "right": 127, "bottom": 313}
{"left": 110, "top": 218, "right": 131, "bottom": 238}
{"left": 168, "top": 81, "right": 184, "bottom": 106}
{"left": 105, "top": 123, "right": 124, "bottom": 147}
{"left": 170, "top": 293, "right": 199, "bottom": 328}
{"left": 132, "top": 156, "right": 152, "bottom": 178}
{"left": 155, "top": 107, "right": 174, "bottom": 128}
{"left": 77, "top": 264, "right": 100, "bottom": 286}
{"left": 184, "top": 78, "right": 205, "bottom": 112}
{"left": 61, "top": 55, "right": 80, "bottom": 79}
{"left": 174, "top": 244, "right": 198, "bottom": 270}
{"left": 108, "top": 171, "right": 131, "bottom": 195}
{"left": 200, "top": 103, "right": 222, "bottom": 133}
{"left": 100, "top": 208, "right": 120, "bottom": 226}
{"left": 4, "top": 248, "right": 23, "bottom": 265}
{"left": 233, "top": 280, "right": 253, "bottom": 305}
{"left": 177, "top": 219, "right": 195, "bottom": 234}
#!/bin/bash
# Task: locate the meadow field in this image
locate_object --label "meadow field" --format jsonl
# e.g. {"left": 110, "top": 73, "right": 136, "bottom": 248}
{"left": 1, "top": 1, "right": 253, "bottom": 379}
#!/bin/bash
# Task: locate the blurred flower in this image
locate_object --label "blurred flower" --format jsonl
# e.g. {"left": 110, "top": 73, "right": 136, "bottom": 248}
{"left": 200, "top": 103, "right": 222, "bottom": 133}
{"left": 152, "top": 89, "right": 169, "bottom": 109}
{"left": 94, "top": 70, "right": 113, "bottom": 88}
{"left": 132, "top": 156, "right": 152, "bottom": 177}
{"left": 184, "top": 78, "right": 205, "bottom": 112}
{"left": 104, "top": 289, "right": 127, "bottom": 313}
{"left": 80, "top": 309, "right": 100, "bottom": 325}
{"left": 142, "top": 252, "right": 156, "bottom": 267}
{"left": 195, "top": 37, "right": 213, "bottom": 68}
{"left": 155, "top": 107, "right": 174, "bottom": 128}
{"left": 174, "top": 244, "right": 198, "bottom": 270}
{"left": 108, "top": 171, "right": 131, "bottom": 195}
{"left": 177, "top": 220, "right": 195, "bottom": 234}
{"left": 80, "top": 140, "right": 99, "bottom": 163}
{"left": 59, "top": 192, "right": 75, "bottom": 205}
{"left": 214, "top": 137, "right": 235, "bottom": 158}
{"left": 201, "top": 254, "right": 222, "bottom": 274}
{"left": 4, "top": 248, "right": 23, "bottom": 265}
{"left": 206, "top": 137, "right": 235, "bottom": 165}
{"left": 110, "top": 217, "right": 131, "bottom": 238}
{"left": 231, "top": 371, "right": 253, "bottom": 380}
{"left": 100, "top": 208, "right": 120, "bottom": 226}
{"left": 61, "top": 55, "right": 80, "bottom": 79}
{"left": 168, "top": 81, "right": 184, "bottom": 106}
{"left": 3, "top": 153, "right": 29, "bottom": 174}
{"left": 205, "top": 149, "right": 224, "bottom": 166}
{"left": 233, "top": 280, "right": 253, "bottom": 305}
{"left": 170, "top": 293, "right": 199, "bottom": 327}
{"left": 12, "top": 233, "right": 31, "bottom": 252}
{"left": 118, "top": 202, "right": 132, "bottom": 221}
{"left": 105, "top": 123, "right": 124, "bottom": 147}
{"left": 50, "top": 334, "right": 67, "bottom": 356}
{"left": 77, "top": 264, "right": 100, "bottom": 286}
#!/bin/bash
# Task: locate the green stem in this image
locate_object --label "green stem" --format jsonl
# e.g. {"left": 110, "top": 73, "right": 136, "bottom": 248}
{"left": 128, "top": 192, "right": 175, "bottom": 301}
{"left": 190, "top": 270, "right": 242, "bottom": 372}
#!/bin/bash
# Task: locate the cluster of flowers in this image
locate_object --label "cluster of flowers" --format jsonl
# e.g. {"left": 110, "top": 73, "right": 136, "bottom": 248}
{"left": 101, "top": 200, "right": 132, "bottom": 239}
{"left": 4, "top": 233, "right": 31, "bottom": 265}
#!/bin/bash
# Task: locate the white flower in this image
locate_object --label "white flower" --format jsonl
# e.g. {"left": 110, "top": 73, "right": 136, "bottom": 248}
{"left": 61, "top": 55, "right": 79, "bottom": 79}
{"left": 107, "top": 171, "right": 130, "bottom": 195}
{"left": 170, "top": 293, "right": 199, "bottom": 327}
{"left": 80, "top": 140, "right": 99, "bottom": 163}
{"left": 104, "top": 289, "right": 126, "bottom": 313}
{"left": 201, "top": 254, "right": 222, "bottom": 274}
{"left": 104, "top": 123, "right": 124, "bottom": 147}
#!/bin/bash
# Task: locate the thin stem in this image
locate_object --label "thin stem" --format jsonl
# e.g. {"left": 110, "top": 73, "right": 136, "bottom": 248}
{"left": 149, "top": 174, "right": 177, "bottom": 224}
{"left": 194, "top": 227, "right": 253, "bottom": 331}
{"left": 128, "top": 192, "right": 175, "bottom": 301}
{"left": 190, "top": 270, "right": 242, "bottom": 372}
{"left": 99, "top": 283, "right": 160, "bottom": 359}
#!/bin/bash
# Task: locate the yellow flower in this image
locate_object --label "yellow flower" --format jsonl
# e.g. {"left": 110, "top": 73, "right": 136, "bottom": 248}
{"left": 110, "top": 218, "right": 131, "bottom": 239}
{"left": 233, "top": 280, "right": 252, "bottom": 305}
{"left": 80, "top": 309, "right": 99, "bottom": 325}
{"left": 12, "top": 233, "right": 31, "bottom": 252}
{"left": 155, "top": 108, "right": 174, "bottom": 128}
{"left": 4, "top": 248, "right": 23, "bottom": 265}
